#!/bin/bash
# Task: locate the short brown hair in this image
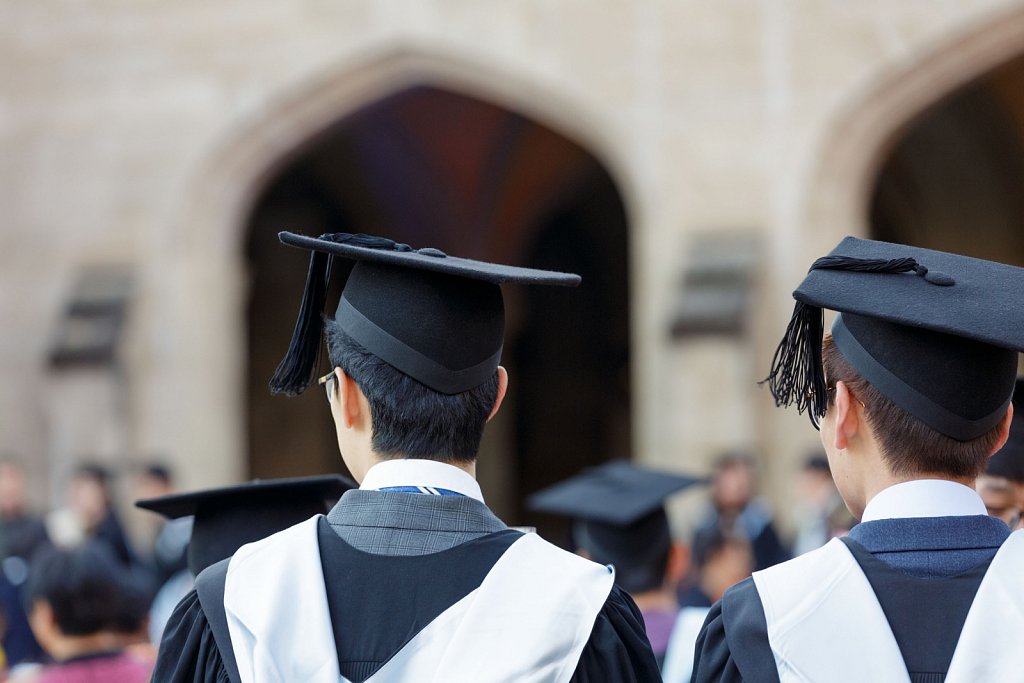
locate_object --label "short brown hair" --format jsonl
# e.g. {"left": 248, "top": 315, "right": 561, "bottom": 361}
{"left": 822, "top": 334, "right": 1005, "bottom": 479}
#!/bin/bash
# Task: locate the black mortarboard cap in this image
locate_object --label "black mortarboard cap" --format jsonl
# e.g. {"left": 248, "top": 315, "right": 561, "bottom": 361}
{"left": 526, "top": 461, "right": 702, "bottom": 593}
{"left": 269, "top": 232, "right": 581, "bottom": 396}
{"left": 764, "top": 236, "right": 1024, "bottom": 440}
{"left": 135, "top": 474, "right": 354, "bottom": 575}
{"left": 986, "top": 379, "right": 1024, "bottom": 482}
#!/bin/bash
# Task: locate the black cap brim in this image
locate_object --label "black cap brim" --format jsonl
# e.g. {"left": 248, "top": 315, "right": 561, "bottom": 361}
{"left": 526, "top": 460, "right": 703, "bottom": 527}
{"left": 279, "top": 232, "right": 581, "bottom": 287}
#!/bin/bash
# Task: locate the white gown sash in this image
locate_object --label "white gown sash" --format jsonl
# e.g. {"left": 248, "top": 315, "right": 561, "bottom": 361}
{"left": 223, "top": 516, "right": 614, "bottom": 683}
{"left": 752, "top": 530, "right": 1024, "bottom": 683}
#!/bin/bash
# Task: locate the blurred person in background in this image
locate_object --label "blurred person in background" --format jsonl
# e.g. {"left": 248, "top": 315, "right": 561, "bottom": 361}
{"left": 138, "top": 475, "right": 352, "bottom": 646}
{"left": 0, "top": 458, "right": 50, "bottom": 576}
{"left": 679, "top": 530, "right": 754, "bottom": 610}
{"left": 792, "top": 454, "right": 855, "bottom": 556}
{"left": 527, "top": 461, "right": 700, "bottom": 667}
{"left": 13, "top": 544, "right": 152, "bottom": 683}
{"left": 65, "top": 464, "right": 135, "bottom": 569}
{"left": 0, "top": 458, "right": 49, "bottom": 669}
{"left": 976, "top": 378, "right": 1024, "bottom": 530}
{"left": 662, "top": 531, "right": 753, "bottom": 683}
{"left": 133, "top": 464, "right": 190, "bottom": 587}
{"left": 692, "top": 453, "right": 789, "bottom": 572}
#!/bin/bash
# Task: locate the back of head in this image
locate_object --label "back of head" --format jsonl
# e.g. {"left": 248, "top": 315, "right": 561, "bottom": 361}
{"left": 763, "top": 238, "right": 1023, "bottom": 480}
{"left": 25, "top": 543, "right": 127, "bottom": 636}
{"left": 326, "top": 324, "right": 500, "bottom": 463}
{"left": 822, "top": 333, "right": 1008, "bottom": 479}
{"left": 269, "top": 232, "right": 581, "bottom": 463}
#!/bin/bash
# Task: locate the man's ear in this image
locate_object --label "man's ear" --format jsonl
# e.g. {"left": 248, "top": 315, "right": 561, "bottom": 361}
{"left": 832, "top": 381, "right": 860, "bottom": 451}
{"left": 987, "top": 402, "right": 1014, "bottom": 458}
{"left": 334, "top": 367, "right": 366, "bottom": 430}
{"left": 486, "top": 367, "right": 509, "bottom": 423}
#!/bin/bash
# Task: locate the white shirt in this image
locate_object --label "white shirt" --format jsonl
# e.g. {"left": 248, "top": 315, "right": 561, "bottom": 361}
{"left": 860, "top": 479, "right": 987, "bottom": 523}
{"left": 359, "top": 459, "right": 485, "bottom": 503}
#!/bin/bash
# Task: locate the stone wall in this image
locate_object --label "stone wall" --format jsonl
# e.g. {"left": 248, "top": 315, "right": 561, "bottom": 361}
{"left": 2, "top": 0, "right": 1022, "bottom": 527}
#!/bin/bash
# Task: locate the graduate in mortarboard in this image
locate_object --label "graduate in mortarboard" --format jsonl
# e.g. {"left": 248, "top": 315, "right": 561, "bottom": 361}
{"left": 691, "top": 237, "right": 1024, "bottom": 683}
{"left": 138, "top": 475, "right": 352, "bottom": 645}
{"left": 527, "top": 461, "right": 701, "bottom": 667}
{"left": 151, "top": 233, "right": 660, "bottom": 683}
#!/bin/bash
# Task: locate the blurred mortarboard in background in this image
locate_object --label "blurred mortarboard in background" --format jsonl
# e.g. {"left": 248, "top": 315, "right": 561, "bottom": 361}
{"left": 764, "top": 236, "right": 1024, "bottom": 440}
{"left": 986, "top": 378, "right": 1024, "bottom": 483}
{"left": 269, "top": 232, "right": 580, "bottom": 397}
{"left": 136, "top": 474, "right": 355, "bottom": 575}
{"left": 526, "top": 460, "right": 703, "bottom": 594}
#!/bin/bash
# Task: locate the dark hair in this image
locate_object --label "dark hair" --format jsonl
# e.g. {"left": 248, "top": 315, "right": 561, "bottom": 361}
{"left": 24, "top": 543, "right": 129, "bottom": 636}
{"left": 692, "top": 529, "right": 752, "bottom": 570}
{"left": 325, "top": 322, "right": 500, "bottom": 463}
{"left": 822, "top": 334, "right": 1006, "bottom": 479}
{"left": 141, "top": 463, "right": 172, "bottom": 486}
{"left": 73, "top": 463, "right": 112, "bottom": 487}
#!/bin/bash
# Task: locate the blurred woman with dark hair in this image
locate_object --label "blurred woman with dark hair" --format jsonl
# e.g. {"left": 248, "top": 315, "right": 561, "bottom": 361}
{"left": 13, "top": 544, "right": 152, "bottom": 683}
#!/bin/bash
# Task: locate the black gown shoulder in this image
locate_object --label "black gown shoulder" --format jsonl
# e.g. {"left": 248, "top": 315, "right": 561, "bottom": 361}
{"left": 570, "top": 583, "right": 661, "bottom": 682}
{"left": 151, "top": 589, "right": 231, "bottom": 683}
{"left": 690, "top": 578, "right": 779, "bottom": 683}
{"left": 152, "top": 579, "right": 659, "bottom": 682}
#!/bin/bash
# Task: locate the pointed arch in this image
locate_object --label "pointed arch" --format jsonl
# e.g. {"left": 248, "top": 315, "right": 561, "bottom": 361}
{"left": 804, "top": 3, "right": 1024, "bottom": 247}
{"left": 172, "top": 44, "right": 634, "bottom": 259}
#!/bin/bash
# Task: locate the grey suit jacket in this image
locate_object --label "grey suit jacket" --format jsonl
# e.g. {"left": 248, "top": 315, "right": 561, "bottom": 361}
{"left": 846, "top": 513, "right": 1010, "bottom": 577}
{"left": 326, "top": 489, "right": 508, "bottom": 556}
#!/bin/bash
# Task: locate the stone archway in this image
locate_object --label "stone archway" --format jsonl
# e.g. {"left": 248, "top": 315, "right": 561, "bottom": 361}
{"left": 804, "top": 3, "right": 1024, "bottom": 251}
{"left": 242, "top": 84, "right": 632, "bottom": 526}
{"left": 869, "top": 52, "right": 1024, "bottom": 265}
{"left": 167, "top": 46, "right": 635, "bottom": 520}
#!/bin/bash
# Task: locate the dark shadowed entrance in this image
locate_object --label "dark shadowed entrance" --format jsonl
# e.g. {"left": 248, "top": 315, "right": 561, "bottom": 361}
{"left": 243, "top": 85, "right": 631, "bottom": 526}
{"left": 870, "top": 53, "right": 1024, "bottom": 267}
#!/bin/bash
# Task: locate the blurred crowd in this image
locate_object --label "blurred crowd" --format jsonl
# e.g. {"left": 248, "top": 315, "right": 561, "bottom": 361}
{"left": 0, "top": 443, "right": 1018, "bottom": 682}
{"left": 0, "top": 460, "right": 188, "bottom": 682}
{"left": 0, "top": 450, "right": 851, "bottom": 683}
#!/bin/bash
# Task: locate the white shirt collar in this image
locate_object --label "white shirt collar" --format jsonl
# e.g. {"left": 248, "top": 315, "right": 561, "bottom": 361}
{"left": 860, "top": 479, "right": 987, "bottom": 523}
{"left": 360, "top": 459, "right": 484, "bottom": 503}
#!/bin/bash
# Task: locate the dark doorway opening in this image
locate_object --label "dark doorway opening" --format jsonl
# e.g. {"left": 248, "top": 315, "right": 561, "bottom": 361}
{"left": 243, "top": 85, "right": 631, "bottom": 529}
{"left": 869, "top": 53, "right": 1024, "bottom": 266}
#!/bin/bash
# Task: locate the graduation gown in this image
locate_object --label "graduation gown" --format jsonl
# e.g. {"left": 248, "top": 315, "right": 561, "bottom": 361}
{"left": 153, "top": 491, "right": 658, "bottom": 683}
{"left": 690, "top": 515, "right": 1017, "bottom": 683}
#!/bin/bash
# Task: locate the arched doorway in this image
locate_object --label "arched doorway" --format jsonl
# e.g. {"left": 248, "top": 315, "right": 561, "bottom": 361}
{"left": 869, "top": 53, "right": 1024, "bottom": 266}
{"left": 243, "top": 85, "right": 631, "bottom": 525}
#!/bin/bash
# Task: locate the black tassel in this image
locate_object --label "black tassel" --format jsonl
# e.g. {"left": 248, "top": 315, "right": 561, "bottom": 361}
{"left": 810, "top": 255, "right": 918, "bottom": 274}
{"left": 269, "top": 250, "right": 333, "bottom": 395}
{"left": 761, "top": 301, "right": 827, "bottom": 428}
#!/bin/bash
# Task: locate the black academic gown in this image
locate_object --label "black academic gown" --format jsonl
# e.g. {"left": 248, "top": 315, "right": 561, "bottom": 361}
{"left": 153, "top": 520, "right": 659, "bottom": 683}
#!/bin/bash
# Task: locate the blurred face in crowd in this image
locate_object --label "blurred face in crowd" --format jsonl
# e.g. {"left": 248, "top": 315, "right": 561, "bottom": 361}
{"left": 797, "top": 467, "right": 835, "bottom": 508}
{"left": 976, "top": 474, "right": 1023, "bottom": 529}
{"left": 700, "top": 538, "right": 754, "bottom": 602}
{"left": 712, "top": 462, "right": 754, "bottom": 514}
{"left": 0, "top": 462, "right": 28, "bottom": 518}
{"left": 134, "top": 472, "right": 172, "bottom": 502}
{"left": 69, "top": 475, "right": 110, "bottom": 530}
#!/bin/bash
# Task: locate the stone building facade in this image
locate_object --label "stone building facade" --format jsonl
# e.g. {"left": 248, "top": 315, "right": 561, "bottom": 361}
{"left": 3, "top": 0, "right": 1024, "bottom": 531}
